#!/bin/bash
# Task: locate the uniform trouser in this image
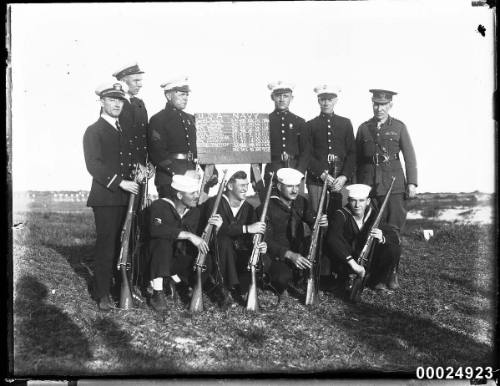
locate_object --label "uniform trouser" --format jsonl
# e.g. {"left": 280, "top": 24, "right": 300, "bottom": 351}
{"left": 330, "top": 242, "right": 401, "bottom": 286}
{"left": 374, "top": 193, "right": 407, "bottom": 235}
{"left": 149, "top": 239, "right": 215, "bottom": 288}
{"left": 92, "top": 206, "right": 127, "bottom": 299}
{"left": 261, "top": 255, "right": 304, "bottom": 294}
{"left": 307, "top": 184, "right": 343, "bottom": 218}
{"left": 215, "top": 236, "right": 249, "bottom": 289}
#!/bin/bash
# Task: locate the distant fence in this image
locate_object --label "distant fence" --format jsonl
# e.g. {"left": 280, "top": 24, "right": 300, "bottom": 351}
{"left": 13, "top": 191, "right": 158, "bottom": 203}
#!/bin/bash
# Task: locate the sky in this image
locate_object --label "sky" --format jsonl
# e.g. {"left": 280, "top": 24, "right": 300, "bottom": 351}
{"left": 9, "top": 1, "right": 495, "bottom": 194}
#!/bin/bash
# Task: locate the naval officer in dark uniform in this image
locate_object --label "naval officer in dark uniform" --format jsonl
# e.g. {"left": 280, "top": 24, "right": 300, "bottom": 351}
{"left": 112, "top": 62, "right": 148, "bottom": 165}
{"left": 263, "top": 81, "right": 309, "bottom": 187}
{"left": 355, "top": 89, "right": 417, "bottom": 288}
{"left": 83, "top": 81, "right": 140, "bottom": 311}
{"left": 305, "top": 84, "right": 356, "bottom": 214}
{"left": 148, "top": 77, "right": 198, "bottom": 196}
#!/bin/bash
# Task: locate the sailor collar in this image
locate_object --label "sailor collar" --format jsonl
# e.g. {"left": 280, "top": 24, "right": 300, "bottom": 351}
{"left": 161, "top": 197, "right": 190, "bottom": 219}
{"left": 345, "top": 205, "right": 373, "bottom": 230}
{"left": 222, "top": 194, "right": 245, "bottom": 214}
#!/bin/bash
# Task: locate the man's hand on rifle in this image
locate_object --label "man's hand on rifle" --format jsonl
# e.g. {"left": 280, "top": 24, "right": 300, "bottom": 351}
{"left": 257, "top": 241, "right": 267, "bottom": 254}
{"left": 369, "top": 228, "right": 385, "bottom": 243}
{"left": 320, "top": 171, "right": 335, "bottom": 188}
{"left": 208, "top": 214, "right": 223, "bottom": 231}
{"left": 285, "top": 251, "right": 312, "bottom": 270}
{"left": 119, "top": 180, "right": 140, "bottom": 195}
{"left": 331, "top": 175, "right": 347, "bottom": 192}
{"left": 347, "top": 258, "right": 366, "bottom": 278}
{"left": 319, "top": 214, "right": 328, "bottom": 227}
{"left": 187, "top": 233, "right": 209, "bottom": 254}
{"left": 247, "top": 221, "right": 266, "bottom": 234}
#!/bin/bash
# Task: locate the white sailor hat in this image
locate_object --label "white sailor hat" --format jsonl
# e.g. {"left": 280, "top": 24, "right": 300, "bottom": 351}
{"left": 369, "top": 89, "right": 397, "bottom": 103}
{"left": 276, "top": 168, "right": 304, "bottom": 185}
{"left": 314, "top": 84, "right": 340, "bottom": 98}
{"left": 345, "top": 184, "right": 372, "bottom": 199}
{"left": 112, "top": 62, "right": 144, "bottom": 80}
{"left": 171, "top": 173, "right": 200, "bottom": 193}
{"left": 161, "top": 76, "right": 191, "bottom": 92}
{"left": 268, "top": 80, "right": 295, "bottom": 94}
{"left": 95, "top": 80, "right": 126, "bottom": 100}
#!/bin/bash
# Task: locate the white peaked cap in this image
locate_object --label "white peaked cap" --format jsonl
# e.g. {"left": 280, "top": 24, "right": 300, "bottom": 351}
{"left": 160, "top": 76, "right": 190, "bottom": 91}
{"left": 313, "top": 84, "right": 340, "bottom": 97}
{"left": 276, "top": 168, "right": 304, "bottom": 185}
{"left": 94, "top": 80, "right": 126, "bottom": 99}
{"left": 345, "top": 184, "right": 372, "bottom": 199}
{"left": 171, "top": 173, "right": 200, "bottom": 193}
{"left": 267, "top": 80, "right": 295, "bottom": 93}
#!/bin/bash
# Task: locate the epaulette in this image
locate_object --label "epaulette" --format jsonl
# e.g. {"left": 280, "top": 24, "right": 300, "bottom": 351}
{"left": 388, "top": 116, "right": 405, "bottom": 127}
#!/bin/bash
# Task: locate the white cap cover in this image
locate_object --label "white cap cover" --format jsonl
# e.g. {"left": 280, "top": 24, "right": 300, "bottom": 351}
{"left": 171, "top": 174, "right": 200, "bottom": 193}
{"left": 345, "top": 184, "right": 372, "bottom": 199}
{"left": 276, "top": 168, "right": 304, "bottom": 185}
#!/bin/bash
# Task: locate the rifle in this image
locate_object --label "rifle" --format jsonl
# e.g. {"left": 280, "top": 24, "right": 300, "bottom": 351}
{"left": 117, "top": 163, "right": 152, "bottom": 309}
{"left": 246, "top": 171, "right": 275, "bottom": 312}
{"left": 129, "top": 160, "right": 155, "bottom": 303}
{"left": 349, "top": 176, "right": 396, "bottom": 302}
{"left": 190, "top": 169, "right": 228, "bottom": 312}
{"left": 305, "top": 171, "right": 329, "bottom": 306}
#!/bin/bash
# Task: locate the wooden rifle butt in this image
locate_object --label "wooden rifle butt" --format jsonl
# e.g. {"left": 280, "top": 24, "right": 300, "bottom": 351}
{"left": 349, "top": 275, "right": 365, "bottom": 303}
{"left": 189, "top": 268, "right": 204, "bottom": 312}
{"left": 119, "top": 265, "right": 134, "bottom": 309}
{"left": 245, "top": 267, "right": 259, "bottom": 312}
{"left": 305, "top": 276, "right": 319, "bottom": 306}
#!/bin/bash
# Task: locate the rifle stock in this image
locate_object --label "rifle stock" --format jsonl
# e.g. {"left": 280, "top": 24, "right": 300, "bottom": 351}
{"left": 246, "top": 172, "right": 274, "bottom": 312}
{"left": 349, "top": 176, "right": 396, "bottom": 302}
{"left": 117, "top": 163, "right": 153, "bottom": 310}
{"left": 117, "top": 193, "right": 136, "bottom": 310}
{"left": 305, "top": 171, "right": 329, "bottom": 306}
{"left": 190, "top": 170, "right": 228, "bottom": 312}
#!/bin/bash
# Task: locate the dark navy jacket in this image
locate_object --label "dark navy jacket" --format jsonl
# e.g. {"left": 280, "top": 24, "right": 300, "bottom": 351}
{"left": 83, "top": 117, "right": 133, "bottom": 207}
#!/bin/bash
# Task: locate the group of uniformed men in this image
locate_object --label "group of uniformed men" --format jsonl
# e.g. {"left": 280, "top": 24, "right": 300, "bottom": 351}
{"left": 83, "top": 62, "right": 417, "bottom": 312}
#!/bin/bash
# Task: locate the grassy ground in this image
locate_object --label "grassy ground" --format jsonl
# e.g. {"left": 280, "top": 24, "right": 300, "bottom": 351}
{"left": 11, "top": 195, "right": 496, "bottom": 377}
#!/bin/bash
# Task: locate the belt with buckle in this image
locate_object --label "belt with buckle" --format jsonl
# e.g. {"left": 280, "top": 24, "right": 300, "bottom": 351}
{"left": 169, "top": 152, "right": 195, "bottom": 161}
{"left": 369, "top": 153, "right": 399, "bottom": 165}
{"left": 327, "top": 154, "right": 339, "bottom": 163}
{"left": 271, "top": 152, "right": 297, "bottom": 162}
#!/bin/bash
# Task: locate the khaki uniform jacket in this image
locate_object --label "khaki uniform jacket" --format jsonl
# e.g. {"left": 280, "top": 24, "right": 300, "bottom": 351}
{"left": 356, "top": 116, "right": 417, "bottom": 196}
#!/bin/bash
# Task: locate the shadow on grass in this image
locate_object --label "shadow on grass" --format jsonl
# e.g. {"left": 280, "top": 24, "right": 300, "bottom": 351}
{"left": 43, "top": 241, "right": 95, "bottom": 299}
{"left": 91, "top": 316, "right": 179, "bottom": 374}
{"left": 439, "top": 272, "right": 495, "bottom": 300}
{"left": 14, "top": 275, "right": 92, "bottom": 374}
{"left": 333, "top": 300, "right": 494, "bottom": 369}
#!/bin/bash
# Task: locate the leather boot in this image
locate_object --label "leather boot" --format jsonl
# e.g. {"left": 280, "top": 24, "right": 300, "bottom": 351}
{"left": 165, "top": 277, "right": 179, "bottom": 303}
{"left": 387, "top": 267, "right": 400, "bottom": 290}
{"left": 98, "top": 294, "right": 115, "bottom": 311}
{"left": 150, "top": 290, "right": 168, "bottom": 312}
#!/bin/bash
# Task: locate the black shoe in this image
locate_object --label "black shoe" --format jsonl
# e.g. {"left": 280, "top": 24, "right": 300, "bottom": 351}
{"left": 229, "top": 286, "right": 246, "bottom": 306}
{"left": 164, "top": 278, "right": 179, "bottom": 302}
{"left": 98, "top": 294, "right": 115, "bottom": 311}
{"left": 209, "top": 285, "right": 231, "bottom": 309}
{"left": 287, "top": 283, "right": 306, "bottom": 299}
{"left": 150, "top": 290, "right": 168, "bottom": 312}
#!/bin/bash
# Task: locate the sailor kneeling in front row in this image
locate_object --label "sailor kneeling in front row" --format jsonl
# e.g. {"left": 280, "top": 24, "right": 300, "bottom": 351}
{"left": 147, "top": 172, "right": 222, "bottom": 311}
{"left": 326, "top": 184, "right": 401, "bottom": 295}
